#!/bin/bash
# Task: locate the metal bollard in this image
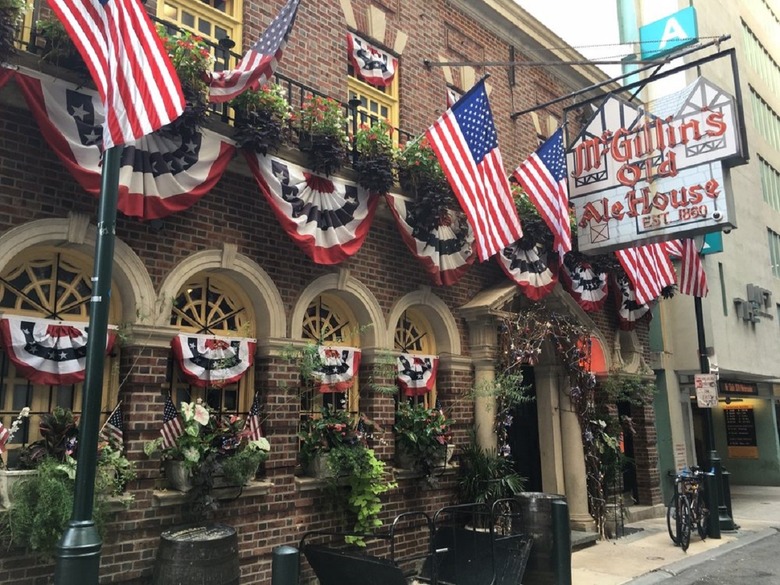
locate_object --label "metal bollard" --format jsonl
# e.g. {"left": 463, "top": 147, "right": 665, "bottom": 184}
{"left": 551, "top": 499, "right": 572, "bottom": 585}
{"left": 271, "top": 545, "right": 300, "bottom": 585}
{"left": 704, "top": 472, "right": 721, "bottom": 539}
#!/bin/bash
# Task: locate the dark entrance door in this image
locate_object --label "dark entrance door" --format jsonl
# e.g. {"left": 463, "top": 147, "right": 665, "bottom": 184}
{"left": 617, "top": 401, "right": 638, "bottom": 503}
{"left": 508, "top": 366, "right": 543, "bottom": 492}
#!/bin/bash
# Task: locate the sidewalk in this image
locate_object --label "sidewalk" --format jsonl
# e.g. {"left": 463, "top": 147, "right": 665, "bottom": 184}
{"left": 571, "top": 485, "right": 780, "bottom": 585}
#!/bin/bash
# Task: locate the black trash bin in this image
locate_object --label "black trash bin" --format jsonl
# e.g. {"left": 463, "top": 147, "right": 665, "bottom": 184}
{"left": 152, "top": 523, "right": 240, "bottom": 585}
{"left": 516, "top": 493, "right": 567, "bottom": 585}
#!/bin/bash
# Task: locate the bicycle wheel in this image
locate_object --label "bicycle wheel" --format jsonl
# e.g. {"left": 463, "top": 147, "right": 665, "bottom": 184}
{"left": 666, "top": 493, "right": 679, "bottom": 545}
{"left": 679, "top": 497, "right": 692, "bottom": 552}
{"left": 695, "top": 494, "right": 709, "bottom": 540}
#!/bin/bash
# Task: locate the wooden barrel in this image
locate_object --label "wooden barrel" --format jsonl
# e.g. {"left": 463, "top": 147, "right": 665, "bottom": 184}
{"left": 152, "top": 523, "right": 240, "bottom": 585}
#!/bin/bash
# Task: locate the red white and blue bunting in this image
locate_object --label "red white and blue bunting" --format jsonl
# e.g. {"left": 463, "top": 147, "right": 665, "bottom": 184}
{"left": 0, "top": 67, "right": 11, "bottom": 91}
{"left": 0, "top": 316, "right": 116, "bottom": 385}
{"left": 614, "top": 275, "right": 652, "bottom": 330}
{"left": 497, "top": 241, "right": 558, "bottom": 301}
{"left": 171, "top": 334, "right": 256, "bottom": 388}
{"left": 313, "top": 346, "right": 361, "bottom": 394}
{"left": 245, "top": 152, "right": 379, "bottom": 264}
{"left": 396, "top": 353, "right": 438, "bottom": 396}
{"left": 560, "top": 256, "right": 609, "bottom": 313}
{"left": 346, "top": 33, "right": 397, "bottom": 88}
{"left": 385, "top": 194, "right": 475, "bottom": 286}
{"left": 12, "top": 67, "right": 235, "bottom": 220}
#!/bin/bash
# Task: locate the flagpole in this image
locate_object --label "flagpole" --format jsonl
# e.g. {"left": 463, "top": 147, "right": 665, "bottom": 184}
{"left": 55, "top": 145, "right": 121, "bottom": 585}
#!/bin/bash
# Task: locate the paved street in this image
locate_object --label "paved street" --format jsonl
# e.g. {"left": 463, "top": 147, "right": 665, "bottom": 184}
{"left": 571, "top": 485, "right": 780, "bottom": 585}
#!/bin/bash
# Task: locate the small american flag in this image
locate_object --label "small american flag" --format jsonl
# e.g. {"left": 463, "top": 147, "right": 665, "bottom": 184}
{"left": 513, "top": 129, "right": 572, "bottom": 260}
{"left": 46, "top": 0, "right": 185, "bottom": 149}
{"left": 426, "top": 80, "right": 522, "bottom": 261}
{"left": 99, "top": 403, "right": 124, "bottom": 448}
{"left": 161, "top": 395, "right": 183, "bottom": 450}
{"left": 0, "top": 421, "right": 9, "bottom": 453}
{"left": 245, "top": 392, "right": 264, "bottom": 442}
{"left": 665, "top": 239, "right": 709, "bottom": 297}
{"left": 616, "top": 243, "right": 676, "bottom": 305}
{"left": 208, "top": 0, "right": 301, "bottom": 103}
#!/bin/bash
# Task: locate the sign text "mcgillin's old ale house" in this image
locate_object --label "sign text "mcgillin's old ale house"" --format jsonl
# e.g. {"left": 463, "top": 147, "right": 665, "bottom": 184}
{"left": 565, "top": 77, "right": 746, "bottom": 253}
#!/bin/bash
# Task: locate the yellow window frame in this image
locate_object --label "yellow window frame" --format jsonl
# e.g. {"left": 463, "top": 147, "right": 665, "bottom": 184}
{"left": 157, "top": 0, "right": 243, "bottom": 52}
{"left": 348, "top": 73, "right": 399, "bottom": 140}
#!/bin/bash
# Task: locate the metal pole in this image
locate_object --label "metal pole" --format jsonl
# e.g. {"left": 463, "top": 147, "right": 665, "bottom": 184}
{"left": 693, "top": 296, "right": 735, "bottom": 535}
{"left": 54, "top": 145, "right": 121, "bottom": 584}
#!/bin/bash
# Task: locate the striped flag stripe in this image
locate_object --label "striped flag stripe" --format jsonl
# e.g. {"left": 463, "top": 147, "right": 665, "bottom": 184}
{"left": 519, "top": 158, "right": 571, "bottom": 252}
{"left": 616, "top": 243, "right": 676, "bottom": 305}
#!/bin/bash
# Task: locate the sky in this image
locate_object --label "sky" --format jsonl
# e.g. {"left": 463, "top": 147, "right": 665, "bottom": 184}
{"left": 515, "top": 0, "right": 624, "bottom": 78}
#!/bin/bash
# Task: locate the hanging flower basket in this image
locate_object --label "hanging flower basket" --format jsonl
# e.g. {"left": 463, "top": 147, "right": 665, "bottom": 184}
{"left": 294, "top": 96, "right": 348, "bottom": 176}
{"left": 230, "top": 83, "right": 291, "bottom": 154}
{"left": 353, "top": 119, "right": 396, "bottom": 194}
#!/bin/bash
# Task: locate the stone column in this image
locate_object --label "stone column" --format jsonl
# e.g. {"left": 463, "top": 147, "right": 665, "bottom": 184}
{"left": 534, "top": 365, "right": 565, "bottom": 495}
{"left": 465, "top": 316, "right": 498, "bottom": 450}
{"left": 558, "top": 382, "right": 595, "bottom": 530}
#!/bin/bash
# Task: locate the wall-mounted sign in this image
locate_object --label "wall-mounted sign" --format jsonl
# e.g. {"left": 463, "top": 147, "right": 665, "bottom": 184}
{"left": 639, "top": 7, "right": 698, "bottom": 60}
{"left": 719, "top": 380, "right": 759, "bottom": 396}
{"left": 695, "top": 373, "right": 718, "bottom": 408}
{"left": 723, "top": 405, "right": 758, "bottom": 459}
{"left": 566, "top": 77, "right": 744, "bottom": 254}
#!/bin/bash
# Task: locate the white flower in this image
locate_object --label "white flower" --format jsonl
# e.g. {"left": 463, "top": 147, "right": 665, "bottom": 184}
{"left": 19, "top": 407, "right": 30, "bottom": 418}
{"left": 193, "top": 404, "right": 210, "bottom": 426}
{"left": 183, "top": 447, "right": 200, "bottom": 462}
{"left": 248, "top": 438, "right": 271, "bottom": 452}
{"left": 180, "top": 401, "right": 194, "bottom": 421}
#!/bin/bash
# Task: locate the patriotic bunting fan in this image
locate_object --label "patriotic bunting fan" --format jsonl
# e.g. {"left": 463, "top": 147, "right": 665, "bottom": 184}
{"left": 560, "top": 256, "right": 609, "bottom": 312}
{"left": 346, "top": 33, "right": 397, "bottom": 87}
{"left": 498, "top": 241, "right": 558, "bottom": 301}
{"left": 171, "top": 334, "right": 256, "bottom": 388}
{"left": 384, "top": 194, "right": 475, "bottom": 286}
{"left": 615, "top": 275, "right": 652, "bottom": 330}
{"left": 313, "top": 347, "right": 361, "bottom": 393}
{"left": 396, "top": 353, "right": 439, "bottom": 396}
{"left": 244, "top": 152, "right": 379, "bottom": 264}
{"left": 0, "top": 316, "right": 116, "bottom": 385}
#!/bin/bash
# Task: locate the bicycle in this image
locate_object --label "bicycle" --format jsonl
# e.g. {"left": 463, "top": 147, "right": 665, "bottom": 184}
{"left": 666, "top": 466, "right": 709, "bottom": 552}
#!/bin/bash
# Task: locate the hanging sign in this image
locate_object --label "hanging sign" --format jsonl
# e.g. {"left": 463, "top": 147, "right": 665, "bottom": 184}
{"left": 566, "top": 77, "right": 744, "bottom": 253}
{"left": 639, "top": 7, "right": 698, "bottom": 60}
{"left": 694, "top": 373, "right": 718, "bottom": 408}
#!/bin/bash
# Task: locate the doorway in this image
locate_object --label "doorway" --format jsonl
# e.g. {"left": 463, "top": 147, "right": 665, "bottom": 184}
{"left": 507, "top": 366, "right": 543, "bottom": 492}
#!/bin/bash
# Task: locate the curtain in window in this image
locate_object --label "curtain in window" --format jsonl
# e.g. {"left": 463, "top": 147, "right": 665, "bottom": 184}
{"left": 0, "top": 316, "right": 116, "bottom": 385}
{"left": 171, "top": 333, "right": 256, "bottom": 388}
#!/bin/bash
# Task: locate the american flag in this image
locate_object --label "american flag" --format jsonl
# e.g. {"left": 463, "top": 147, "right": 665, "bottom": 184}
{"left": 513, "top": 129, "right": 572, "bottom": 260}
{"left": 160, "top": 395, "right": 183, "bottom": 449}
{"left": 99, "top": 403, "right": 124, "bottom": 448}
{"left": 615, "top": 243, "right": 676, "bottom": 305}
{"left": 208, "top": 0, "right": 301, "bottom": 103}
{"left": 245, "top": 392, "right": 264, "bottom": 442}
{"left": 46, "top": 0, "right": 185, "bottom": 149}
{"left": 0, "top": 421, "right": 9, "bottom": 453}
{"left": 665, "top": 239, "right": 709, "bottom": 297}
{"left": 426, "top": 80, "right": 523, "bottom": 261}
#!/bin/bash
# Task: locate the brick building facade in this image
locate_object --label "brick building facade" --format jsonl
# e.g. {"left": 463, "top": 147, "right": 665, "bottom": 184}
{"left": 0, "top": 0, "right": 661, "bottom": 582}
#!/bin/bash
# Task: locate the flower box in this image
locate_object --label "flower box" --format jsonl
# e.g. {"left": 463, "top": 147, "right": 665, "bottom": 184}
{"left": 0, "top": 468, "right": 38, "bottom": 509}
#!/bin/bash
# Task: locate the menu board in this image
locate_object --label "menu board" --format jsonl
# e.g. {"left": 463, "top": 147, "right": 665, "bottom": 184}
{"left": 723, "top": 406, "right": 758, "bottom": 459}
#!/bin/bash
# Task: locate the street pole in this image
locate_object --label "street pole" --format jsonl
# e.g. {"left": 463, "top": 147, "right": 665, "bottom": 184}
{"left": 693, "top": 295, "right": 735, "bottom": 534}
{"left": 54, "top": 146, "right": 121, "bottom": 584}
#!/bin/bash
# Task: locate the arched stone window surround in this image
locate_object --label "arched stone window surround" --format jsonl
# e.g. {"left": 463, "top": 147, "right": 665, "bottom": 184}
{"left": 289, "top": 270, "right": 385, "bottom": 348}
{"left": 386, "top": 288, "right": 462, "bottom": 356}
{"left": 156, "top": 246, "right": 286, "bottom": 339}
{"left": 0, "top": 214, "right": 155, "bottom": 325}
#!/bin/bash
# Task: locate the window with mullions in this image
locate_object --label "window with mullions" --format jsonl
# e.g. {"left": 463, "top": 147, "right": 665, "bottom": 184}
{"left": 0, "top": 249, "right": 120, "bottom": 453}
{"left": 348, "top": 67, "right": 399, "bottom": 139}
{"left": 394, "top": 308, "right": 437, "bottom": 408}
{"left": 300, "top": 295, "right": 359, "bottom": 417}
{"left": 169, "top": 275, "right": 253, "bottom": 414}
{"left": 158, "top": 0, "right": 243, "bottom": 71}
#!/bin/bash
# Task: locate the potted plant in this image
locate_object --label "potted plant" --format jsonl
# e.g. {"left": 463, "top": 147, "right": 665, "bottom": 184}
{"left": 156, "top": 25, "right": 213, "bottom": 134}
{"left": 393, "top": 402, "right": 453, "bottom": 481}
{"left": 457, "top": 437, "right": 525, "bottom": 528}
{"left": 294, "top": 95, "right": 349, "bottom": 176}
{"left": 229, "top": 82, "right": 291, "bottom": 154}
{"left": 144, "top": 400, "right": 270, "bottom": 515}
{"left": 0, "top": 0, "right": 27, "bottom": 63}
{"left": 298, "top": 406, "right": 355, "bottom": 478}
{"left": 0, "top": 406, "right": 32, "bottom": 508}
{"left": 31, "top": 14, "right": 88, "bottom": 75}
{"left": 353, "top": 118, "right": 396, "bottom": 194}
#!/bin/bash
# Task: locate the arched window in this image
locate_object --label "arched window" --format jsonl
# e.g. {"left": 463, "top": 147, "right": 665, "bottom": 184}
{"left": 394, "top": 308, "right": 437, "bottom": 408}
{"left": 0, "top": 248, "right": 120, "bottom": 453}
{"left": 169, "top": 274, "right": 254, "bottom": 414}
{"left": 300, "top": 294, "right": 359, "bottom": 417}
